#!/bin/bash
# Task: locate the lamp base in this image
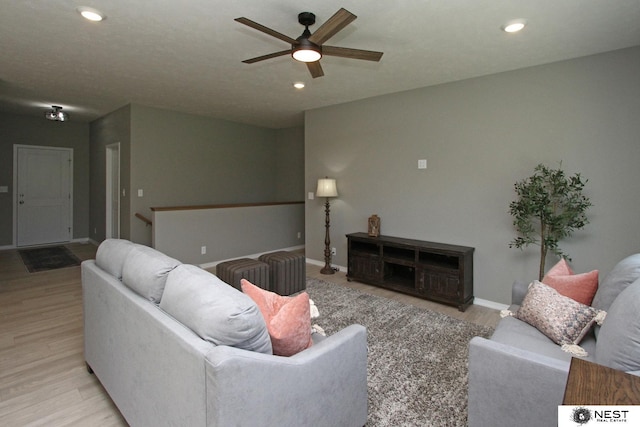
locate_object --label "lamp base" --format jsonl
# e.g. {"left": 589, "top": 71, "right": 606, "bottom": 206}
{"left": 320, "top": 265, "right": 335, "bottom": 275}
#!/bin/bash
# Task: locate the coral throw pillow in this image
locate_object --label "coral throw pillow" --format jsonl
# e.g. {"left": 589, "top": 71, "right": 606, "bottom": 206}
{"left": 544, "top": 258, "right": 574, "bottom": 277}
{"left": 542, "top": 259, "right": 598, "bottom": 306}
{"left": 241, "top": 279, "right": 313, "bottom": 356}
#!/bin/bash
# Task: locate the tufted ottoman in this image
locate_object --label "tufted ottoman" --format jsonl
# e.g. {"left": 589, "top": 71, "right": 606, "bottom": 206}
{"left": 258, "top": 251, "right": 306, "bottom": 295}
{"left": 216, "top": 258, "right": 270, "bottom": 291}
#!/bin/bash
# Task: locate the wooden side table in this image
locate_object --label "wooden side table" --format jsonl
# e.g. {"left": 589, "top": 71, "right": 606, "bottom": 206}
{"left": 563, "top": 357, "right": 640, "bottom": 405}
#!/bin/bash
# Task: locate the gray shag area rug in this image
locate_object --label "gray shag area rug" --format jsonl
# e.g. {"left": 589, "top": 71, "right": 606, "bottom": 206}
{"left": 305, "top": 278, "right": 494, "bottom": 427}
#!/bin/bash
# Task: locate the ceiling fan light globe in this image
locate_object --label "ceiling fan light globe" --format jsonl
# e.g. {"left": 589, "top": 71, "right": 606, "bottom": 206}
{"left": 292, "top": 48, "right": 322, "bottom": 62}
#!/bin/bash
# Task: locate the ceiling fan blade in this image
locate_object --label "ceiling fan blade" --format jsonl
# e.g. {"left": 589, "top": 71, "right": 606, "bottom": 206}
{"left": 322, "top": 46, "right": 383, "bottom": 62}
{"left": 308, "top": 8, "right": 356, "bottom": 45}
{"left": 307, "top": 61, "right": 324, "bottom": 78}
{"left": 242, "top": 50, "right": 291, "bottom": 64}
{"left": 235, "top": 17, "right": 298, "bottom": 45}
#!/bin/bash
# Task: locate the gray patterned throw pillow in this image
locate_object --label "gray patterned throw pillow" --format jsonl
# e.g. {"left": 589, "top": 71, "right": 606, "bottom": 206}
{"left": 515, "top": 281, "right": 606, "bottom": 352}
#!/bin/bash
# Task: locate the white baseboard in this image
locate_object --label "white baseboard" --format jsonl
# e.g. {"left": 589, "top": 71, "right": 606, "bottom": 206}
{"left": 307, "top": 257, "right": 507, "bottom": 311}
{"left": 305, "top": 257, "right": 347, "bottom": 273}
{"left": 473, "top": 298, "right": 509, "bottom": 311}
{"left": 71, "top": 237, "right": 93, "bottom": 245}
{"left": 202, "top": 253, "right": 509, "bottom": 310}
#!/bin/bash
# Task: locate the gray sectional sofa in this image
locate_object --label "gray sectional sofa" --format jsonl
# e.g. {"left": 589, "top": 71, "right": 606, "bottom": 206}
{"left": 82, "top": 239, "right": 368, "bottom": 427}
{"left": 468, "top": 254, "right": 640, "bottom": 427}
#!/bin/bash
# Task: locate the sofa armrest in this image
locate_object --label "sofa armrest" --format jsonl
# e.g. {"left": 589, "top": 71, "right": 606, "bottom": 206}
{"left": 204, "top": 324, "right": 367, "bottom": 427}
{"left": 468, "top": 336, "right": 570, "bottom": 427}
{"left": 511, "top": 279, "right": 530, "bottom": 306}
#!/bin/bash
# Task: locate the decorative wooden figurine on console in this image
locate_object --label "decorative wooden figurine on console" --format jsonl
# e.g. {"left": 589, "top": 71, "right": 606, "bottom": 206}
{"left": 368, "top": 215, "right": 380, "bottom": 237}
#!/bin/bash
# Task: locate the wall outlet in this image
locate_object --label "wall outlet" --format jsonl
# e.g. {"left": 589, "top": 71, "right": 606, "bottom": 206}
{"left": 297, "top": 231, "right": 301, "bottom": 239}
{"left": 331, "top": 247, "right": 337, "bottom": 256}
{"left": 201, "top": 246, "right": 206, "bottom": 255}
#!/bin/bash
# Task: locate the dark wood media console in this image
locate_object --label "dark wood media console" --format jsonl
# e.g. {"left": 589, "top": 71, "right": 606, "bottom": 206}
{"left": 346, "top": 233, "right": 474, "bottom": 311}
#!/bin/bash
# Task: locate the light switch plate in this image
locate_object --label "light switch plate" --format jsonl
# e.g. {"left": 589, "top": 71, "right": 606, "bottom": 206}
{"left": 138, "top": 189, "right": 143, "bottom": 197}
{"left": 418, "top": 159, "right": 427, "bottom": 169}
{"left": 0, "top": 186, "right": 8, "bottom": 193}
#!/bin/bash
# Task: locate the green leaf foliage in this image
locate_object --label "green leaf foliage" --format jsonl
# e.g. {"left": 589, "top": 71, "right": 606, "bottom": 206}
{"left": 509, "top": 163, "right": 592, "bottom": 280}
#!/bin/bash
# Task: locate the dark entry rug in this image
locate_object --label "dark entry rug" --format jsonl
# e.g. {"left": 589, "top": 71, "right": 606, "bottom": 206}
{"left": 305, "top": 277, "right": 494, "bottom": 427}
{"left": 18, "top": 246, "right": 81, "bottom": 273}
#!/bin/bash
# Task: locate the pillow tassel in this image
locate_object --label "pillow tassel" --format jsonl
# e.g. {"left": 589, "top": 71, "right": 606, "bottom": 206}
{"left": 310, "top": 299, "right": 320, "bottom": 319}
{"left": 500, "top": 309, "right": 514, "bottom": 318}
{"left": 561, "top": 343, "right": 589, "bottom": 357}
{"left": 594, "top": 310, "right": 607, "bottom": 325}
{"left": 312, "top": 324, "right": 326, "bottom": 336}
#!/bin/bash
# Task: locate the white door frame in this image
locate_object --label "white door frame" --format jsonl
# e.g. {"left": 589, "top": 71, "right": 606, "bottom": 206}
{"left": 106, "top": 143, "right": 121, "bottom": 239}
{"left": 13, "top": 144, "right": 73, "bottom": 247}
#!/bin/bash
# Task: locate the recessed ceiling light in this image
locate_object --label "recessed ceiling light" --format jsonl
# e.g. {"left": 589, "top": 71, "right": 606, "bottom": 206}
{"left": 502, "top": 20, "right": 526, "bottom": 33}
{"left": 77, "top": 6, "right": 106, "bottom": 22}
{"left": 293, "top": 82, "right": 305, "bottom": 89}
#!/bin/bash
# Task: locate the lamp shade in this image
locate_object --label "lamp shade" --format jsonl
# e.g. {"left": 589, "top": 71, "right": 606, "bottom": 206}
{"left": 316, "top": 178, "right": 338, "bottom": 198}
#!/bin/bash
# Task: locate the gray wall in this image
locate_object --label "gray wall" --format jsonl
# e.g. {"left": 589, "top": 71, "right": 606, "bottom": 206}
{"left": 90, "top": 105, "right": 132, "bottom": 242}
{"left": 305, "top": 46, "right": 640, "bottom": 305}
{"left": 275, "top": 126, "right": 305, "bottom": 202}
{"left": 90, "top": 104, "right": 305, "bottom": 247}
{"left": 153, "top": 203, "right": 304, "bottom": 264}
{"left": 0, "top": 113, "right": 90, "bottom": 246}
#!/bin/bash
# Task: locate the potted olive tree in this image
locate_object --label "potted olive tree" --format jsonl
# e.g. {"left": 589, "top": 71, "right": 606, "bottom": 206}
{"left": 509, "top": 163, "right": 592, "bottom": 280}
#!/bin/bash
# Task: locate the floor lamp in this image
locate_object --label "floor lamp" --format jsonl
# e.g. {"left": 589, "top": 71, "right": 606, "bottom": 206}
{"left": 317, "top": 177, "right": 338, "bottom": 275}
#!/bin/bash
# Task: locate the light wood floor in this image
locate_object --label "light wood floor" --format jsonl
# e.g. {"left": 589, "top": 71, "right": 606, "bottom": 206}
{"left": 0, "top": 243, "right": 499, "bottom": 426}
{"left": 0, "top": 242, "right": 127, "bottom": 426}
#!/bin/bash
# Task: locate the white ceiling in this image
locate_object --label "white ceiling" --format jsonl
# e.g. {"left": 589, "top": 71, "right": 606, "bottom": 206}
{"left": 1, "top": 1, "right": 639, "bottom": 129}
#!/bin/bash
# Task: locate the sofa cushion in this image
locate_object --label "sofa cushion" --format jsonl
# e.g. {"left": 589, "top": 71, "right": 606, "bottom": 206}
{"left": 592, "top": 254, "right": 640, "bottom": 312}
{"left": 241, "top": 279, "right": 313, "bottom": 356}
{"left": 595, "top": 278, "right": 640, "bottom": 372}
{"left": 491, "top": 315, "right": 596, "bottom": 362}
{"left": 122, "top": 245, "right": 181, "bottom": 304}
{"left": 160, "top": 265, "right": 272, "bottom": 354}
{"left": 515, "top": 281, "right": 604, "bottom": 348}
{"left": 95, "top": 238, "right": 136, "bottom": 279}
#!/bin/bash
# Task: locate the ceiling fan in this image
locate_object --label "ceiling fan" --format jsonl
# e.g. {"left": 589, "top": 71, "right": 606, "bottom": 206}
{"left": 235, "top": 8, "right": 383, "bottom": 78}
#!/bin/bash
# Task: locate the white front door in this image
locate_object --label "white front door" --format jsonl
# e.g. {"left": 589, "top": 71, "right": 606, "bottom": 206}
{"left": 15, "top": 146, "right": 73, "bottom": 247}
